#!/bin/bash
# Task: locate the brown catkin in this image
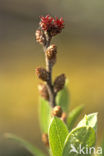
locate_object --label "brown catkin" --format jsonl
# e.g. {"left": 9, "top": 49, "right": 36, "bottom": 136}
{"left": 38, "top": 83, "right": 49, "bottom": 100}
{"left": 46, "top": 44, "right": 57, "bottom": 60}
{"left": 54, "top": 74, "right": 66, "bottom": 93}
{"left": 35, "top": 67, "right": 49, "bottom": 81}
{"left": 52, "top": 106, "right": 63, "bottom": 117}
{"left": 35, "top": 29, "right": 45, "bottom": 45}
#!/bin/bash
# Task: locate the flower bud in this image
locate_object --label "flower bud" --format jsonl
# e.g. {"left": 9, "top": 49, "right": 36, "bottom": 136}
{"left": 35, "top": 67, "right": 49, "bottom": 81}
{"left": 38, "top": 83, "right": 49, "bottom": 100}
{"left": 46, "top": 44, "right": 57, "bottom": 60}
{"left": 61, "top": 112, "right": 67, "bottom": 122}
{"left": 35, "top": 29, "right": 45, "bottom": 45}
{"left": 42, "top": 133, "right": 49, "bottom": 147}
{"left": 54, "top": 74, "right": 66, "bottom": 93}
{"left": 52, "top": 106, "right": 63, "bottom": 117}
{"left": 39, "top": 15, "right": 64, "bottom": 36}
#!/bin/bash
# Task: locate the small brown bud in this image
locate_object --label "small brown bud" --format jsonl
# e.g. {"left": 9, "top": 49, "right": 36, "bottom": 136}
{"left": 54, "top": 74, "right": 66, "bottom": 93}
{"left": 38, "top": 83, "right": 49, "bottom": 100}
{"left": 42, "top": 133, "right": 49, "bottom": 147}
{"left": 52, "top": 106, "right": 63, "bottom": 117}
{"left": 36, "top": 67, "right": 49, "bottom": 81}
{"left": 46, "top": 44, "right": 57, "bottom": 60}
{"left": 61, "top": 112, "right": 67, "bottom": 122}
{"left": 35, "top": 29, "right": 45, "bottom": 44}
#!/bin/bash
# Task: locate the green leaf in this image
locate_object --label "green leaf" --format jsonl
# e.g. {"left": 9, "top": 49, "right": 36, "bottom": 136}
{"left": 39, "top": 97, "right": 51, "bottom": 133}
{"left": 77, "top": 113, "right": 98, "bottom": 131}
{"left": 5, "top": 133, "right": 46, "bottom": 156}
{"left": 62, "top": 126, "right": 96, "bottom": 156}
{"left": 56, "top": 86, "right": 69, "bottom": 113}
{"left": 67, "top": 105, "right": 84, "bottom": 131}
{"left": 49, "top": 117, "right": 68, "bottom": 156}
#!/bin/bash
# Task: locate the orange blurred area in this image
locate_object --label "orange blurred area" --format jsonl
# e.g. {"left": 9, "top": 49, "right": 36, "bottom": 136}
{"left": 0, "top": 0, "right": 104, "bottom": 155}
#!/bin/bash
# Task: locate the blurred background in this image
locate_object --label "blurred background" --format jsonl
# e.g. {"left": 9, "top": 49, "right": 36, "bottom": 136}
{"left": 0, "top": 0, "right": 104, "bottom": 155}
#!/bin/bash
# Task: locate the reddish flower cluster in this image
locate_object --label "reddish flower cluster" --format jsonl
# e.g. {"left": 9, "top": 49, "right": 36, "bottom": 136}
{"left": 39, "top": 15, "right": 64, "bottom": 36}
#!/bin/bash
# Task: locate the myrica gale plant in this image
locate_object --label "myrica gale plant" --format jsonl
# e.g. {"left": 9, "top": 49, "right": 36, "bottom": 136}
{"left": 5, "top": 15, "right": 104, "bottom": 156}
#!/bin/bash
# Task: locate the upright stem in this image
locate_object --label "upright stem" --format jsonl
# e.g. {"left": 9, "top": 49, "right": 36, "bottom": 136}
{"left": 43, "top": 33, "right": 56, "bottom": 107}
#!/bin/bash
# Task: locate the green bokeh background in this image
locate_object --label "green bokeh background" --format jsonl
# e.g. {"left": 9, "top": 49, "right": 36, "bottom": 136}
{"left": 0, "top": 0, "right": 104, "bottom": 155}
